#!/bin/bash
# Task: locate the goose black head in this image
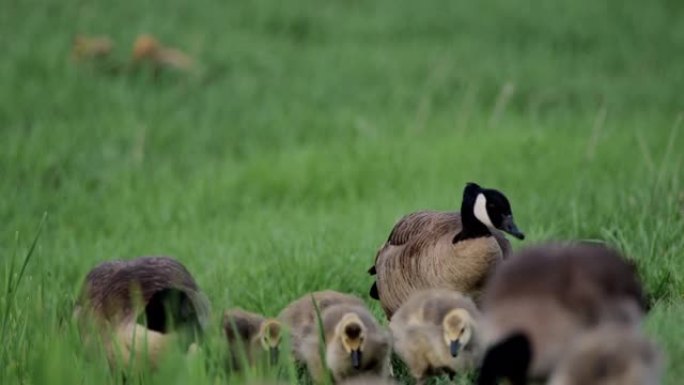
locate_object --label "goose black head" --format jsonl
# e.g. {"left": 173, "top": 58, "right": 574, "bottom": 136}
{"left": 459, "top": 182, "right": 525, "bottom": 241}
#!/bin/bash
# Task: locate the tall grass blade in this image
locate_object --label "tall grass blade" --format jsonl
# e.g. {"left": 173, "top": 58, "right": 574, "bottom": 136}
{"left": 0, "top": 212, "right": 48, "bottom": 368}
{"left": 310, "top": 295, "right": 333, "bottom": 385}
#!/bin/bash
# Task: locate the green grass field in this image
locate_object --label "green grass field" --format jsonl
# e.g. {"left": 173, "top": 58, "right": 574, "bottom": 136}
{"left": 1, "top": 0, "right": 683, "bottom": 384}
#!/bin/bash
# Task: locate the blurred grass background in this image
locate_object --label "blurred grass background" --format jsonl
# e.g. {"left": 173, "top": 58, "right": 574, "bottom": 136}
{"left": 1, "top": 0, "right": 683, "bottom": 384}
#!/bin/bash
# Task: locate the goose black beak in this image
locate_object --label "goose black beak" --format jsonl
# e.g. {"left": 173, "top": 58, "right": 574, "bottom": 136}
{"left": 269, "top": 346, "right": 279, "bottom": 365}
{"left": 501, "top": 215, "right": 525, "bottom": 240}
{"left": 450, "top": 340, "right": 461, "bottom": 357}
{"left": 351, "top": 349, "right": 362, "bottom": 369}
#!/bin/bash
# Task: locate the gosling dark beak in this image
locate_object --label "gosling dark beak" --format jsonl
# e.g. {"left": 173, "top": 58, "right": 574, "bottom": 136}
{"left": 450, "top": 340, "right": 461, "bottom": 357}
{"left": 269, "top": 346, "right": 278, "bottom": 365}
{"left": 351, "top": 349, "right": 362, "bottom": 369}
{"left": 500, "top": 215, "right": 525, "bottom": 240}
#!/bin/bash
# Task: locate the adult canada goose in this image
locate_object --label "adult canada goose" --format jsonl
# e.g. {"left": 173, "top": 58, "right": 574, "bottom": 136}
{"left": 368, "top": 182, "right": 524, "bottom": 318}
{"left": 75, "top": 256, "right": 210, "bottom": 370}
{"left": 278, "top": 291, "right": 391, "bottom": 383}
{"left": 223, "top": 308, "right": 282, "bottom": 370}
{"left": 390, "top": 289, "right": 483, "bottom": 384}
{"left": 476, "top": 243, "right": 649, "bottom": 385}
{"left": 547, "top": 325, "right": 662, "bottom": 385}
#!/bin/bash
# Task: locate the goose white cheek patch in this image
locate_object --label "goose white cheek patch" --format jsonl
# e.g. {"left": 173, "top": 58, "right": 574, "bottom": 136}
{"left": 474, "top": 193, "right": 495, "bottom": 228}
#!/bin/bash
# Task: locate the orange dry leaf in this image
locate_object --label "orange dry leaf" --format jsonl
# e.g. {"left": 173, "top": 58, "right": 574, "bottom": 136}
{"left": 132, "top": 34, "right": 194, "bottom": 72}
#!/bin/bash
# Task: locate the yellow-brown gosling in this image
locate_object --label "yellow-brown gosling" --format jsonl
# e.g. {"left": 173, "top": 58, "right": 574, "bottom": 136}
{"left": 476, "top": 243, "right": 649, "bottom": 385}
{"left": 278, "top": 291, "right": 391, "bottom": 383}
{"left": 368, "top": 182, "right": 524, "bottom": 318}
{"left": 223, "top": 308, "right": 282, "bottom": 370}
{"left": 390, "top": 289, "right": 483, "bottom": 384}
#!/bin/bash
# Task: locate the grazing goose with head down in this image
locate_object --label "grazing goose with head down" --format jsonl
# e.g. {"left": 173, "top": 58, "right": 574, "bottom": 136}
{"left": 368, "top": 182, "right": 524, "bottom": 318}
{"left": 74, "top": 256, "right": 210, "bottom": 371}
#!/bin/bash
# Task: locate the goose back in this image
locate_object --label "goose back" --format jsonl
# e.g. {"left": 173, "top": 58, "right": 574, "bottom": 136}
{"left": 77, "top": 256, "right": 210, "bottom": 331}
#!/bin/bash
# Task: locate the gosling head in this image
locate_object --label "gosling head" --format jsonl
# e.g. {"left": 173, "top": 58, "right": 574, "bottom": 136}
{"left": 336, "top": 313, "right": 366, "bottom": 370}
{"left": 461, "top": 182, "right": 525, "bottom": 240}
{"left": 442, "top": 309, "right": 474, "bottom": 358}
{"left": 258, "top": 319, "right": 282, "bottom": 365}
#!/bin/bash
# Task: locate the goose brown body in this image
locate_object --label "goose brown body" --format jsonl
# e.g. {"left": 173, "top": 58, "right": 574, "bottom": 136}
{"left": 278, "top": 291, "right": 391, "bottom": 383}
{"left": 373, "top": 211, "right": 511, "bottom": 318}
{"left": 477, "top": 243, "right": 649, "bottom": 385}
{"left": 75, "top": 256, "right": 210, "bottom": 369}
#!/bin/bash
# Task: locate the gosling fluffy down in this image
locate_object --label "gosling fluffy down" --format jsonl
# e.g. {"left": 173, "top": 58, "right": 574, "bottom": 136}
{"left": 390, "top": 289, "right": 483, "bottom": 383}
{"left": 278, "top": 290, "right": 366, "bottom": 350}
{"left": 548, "top": 325, "right": 662, "bottom": 385}
{"left": 223, "top": 308, "right": 282, "bottom": 370}
{"left": 368, "top": 183, "right": 524, "bottom": 318}
{"left": 278, "top": 291, "right": 391, "bottom": 383}
{"left": 477, "top": 243, "right": 649, "bottom": 385}
{"left": 339, "top": 376, "right": 400, "bottom": 385}
{"left": 75, "top": 256, "right": 210, "bottom": 370}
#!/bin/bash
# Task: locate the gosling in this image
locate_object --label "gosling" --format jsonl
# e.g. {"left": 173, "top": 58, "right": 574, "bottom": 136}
{"left": 339, "top": 376, "right": 399, "bottom": 385}
{"left": 390, "top": 289, "right": 482, "bottom": 384}
{"left": 223, "top": 308, "right": 282, "bottom": 370}
{"left": 548, "top": 325, "right": 662, "bottom": 385}
{"left": 278, "top": 291, "right": 391, "bottom": 383}
{"left": 477, "top": 243, "right": 649, "bottom": 385}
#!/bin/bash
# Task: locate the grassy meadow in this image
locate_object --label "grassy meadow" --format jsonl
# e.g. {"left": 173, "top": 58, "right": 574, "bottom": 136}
{"left": 1, "top": 0, "right": 683, "bottom": 383}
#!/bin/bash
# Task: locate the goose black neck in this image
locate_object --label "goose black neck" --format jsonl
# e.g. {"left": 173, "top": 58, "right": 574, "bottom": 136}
{"left": 454, "top": 194, "right": 492, "bottom": 243}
